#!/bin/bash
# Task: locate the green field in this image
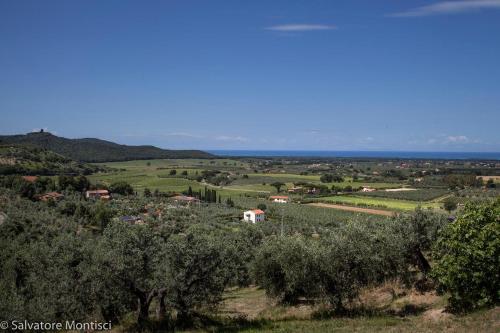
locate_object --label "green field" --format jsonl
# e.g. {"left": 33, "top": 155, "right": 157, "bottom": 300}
{"left": 316, "top": 195, "right": 441, "bottom": 211}
{"left": 89, "top": 160, "right": 405, "bottom": 199}
{"left": 89, "top": 159, "right": 272, "bottom": 197}
{"left": 89, "top": 159, "right": 445, "bottom": 214}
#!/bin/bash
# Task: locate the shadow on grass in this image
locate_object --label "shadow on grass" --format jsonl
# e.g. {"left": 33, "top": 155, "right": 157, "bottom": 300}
{"left": 171, "top": 313, "right": 273, "bottom": 333}
{"left": 311, "top": 303, "right": 429, "bottom": 320}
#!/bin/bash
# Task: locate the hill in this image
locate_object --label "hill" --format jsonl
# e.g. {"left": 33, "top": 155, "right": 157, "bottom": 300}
{"left": 0, "top": 132, "right": 214, "bottom": 162}
{"left": 0, "top": 144, "right": 99, "bottom": 175}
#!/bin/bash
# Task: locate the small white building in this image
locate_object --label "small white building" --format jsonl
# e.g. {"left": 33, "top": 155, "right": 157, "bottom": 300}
{"left": 269, "top": 195, "right": 289, "bottom": 203}
{"left": 361, "top": 186, "right": 376, "bottom": 192}
{"left": 86, "top": 189, "right": 110, "bottom": 200}
{"left": 243, "top": 209, "right": 265, "bottom": 223}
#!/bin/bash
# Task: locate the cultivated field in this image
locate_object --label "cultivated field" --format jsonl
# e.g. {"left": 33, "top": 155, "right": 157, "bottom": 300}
{"left": 89, "top": 159, "right": 410, "bottom": 208}
{"left": 315, "top": 195, "right": 441, "bottom": 211}
{"left": 307, "top": 202, "right": 395, "bottom": 216}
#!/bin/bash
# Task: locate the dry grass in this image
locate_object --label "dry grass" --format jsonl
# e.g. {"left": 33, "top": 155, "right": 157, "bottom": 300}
{"left": 178, "top": 284, "right": 500, "bottom": 333}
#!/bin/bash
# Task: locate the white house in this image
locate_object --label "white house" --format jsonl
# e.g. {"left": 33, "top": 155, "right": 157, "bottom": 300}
{"left": 361, "top": 186, "right": 376, "bottom": 192}
{"left": 86, "top": 189, "right": 110, "bottom": 200}
{"left": 269, "top": 195, "right": 289, "bottom": 203}
{"left": 243, "top": 209, "right": 265, "bottom": 223}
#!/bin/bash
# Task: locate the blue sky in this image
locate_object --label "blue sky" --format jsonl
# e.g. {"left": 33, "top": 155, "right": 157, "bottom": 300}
{"left": 1, "top": 0, "right": 499, "bottom": 151}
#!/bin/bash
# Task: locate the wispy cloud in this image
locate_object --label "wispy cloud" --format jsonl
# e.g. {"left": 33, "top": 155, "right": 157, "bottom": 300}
{"left": 265, "top": 24, "right": 337, "bottom": 32}
{"left": 425, "top": 134, "right": 482, "bottom": 145}
{"left": 164, "top": 132, "right": 203, "bottom": 139}
{"left": 445, "top": 135, "right": 470, "bottom": 143}
{"left": 215, "top": 135, "right": 249, "bottom": 142}
{"left": 388, "top": 0, "right": 500, "bottom": 17}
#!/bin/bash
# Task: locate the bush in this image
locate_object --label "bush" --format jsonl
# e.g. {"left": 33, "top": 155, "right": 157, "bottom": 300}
{"left": 109, "top": 181, "right": 134, "bottom": 195}
{"left": 432, "top": 200, "right": 500, "bottom": 312}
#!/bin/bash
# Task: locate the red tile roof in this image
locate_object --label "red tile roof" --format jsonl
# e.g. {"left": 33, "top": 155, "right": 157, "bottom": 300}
{"left": 87, "top": 189, "right": 109, "bottom": 194}
{"left": 172, "top": 195, "right": 200, "bottom": 202}
{"left": 22, "top": 176, "right": 38, "bottom": 183}
{"left": 37, "top": 192, "right": 64, "bottom": 201}
{"left": 252, "top": 209, "right": 265, "bottom": 214}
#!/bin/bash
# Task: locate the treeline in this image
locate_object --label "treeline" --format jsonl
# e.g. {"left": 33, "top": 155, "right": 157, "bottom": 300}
{"left": 0, "top": 174, "right": 134, "bottom": 200}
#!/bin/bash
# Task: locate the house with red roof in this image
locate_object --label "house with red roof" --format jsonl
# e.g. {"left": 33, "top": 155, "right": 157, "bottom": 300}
{"left": 85, "top": 189, "right": 110, "bottom": 200}
{"left": 37, "top": 192, "right": 64, "bottom": 202}
{"left": 22, "top": 176, "right": 38, "bottom": 183}
{"left": 270, "top": 195, "right": 289, "bottom": 203}
{"left": 243, "top": 209, "right": 265, "bottom": 223}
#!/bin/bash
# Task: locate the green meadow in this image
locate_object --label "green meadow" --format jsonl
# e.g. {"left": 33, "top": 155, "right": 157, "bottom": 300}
{"left": 89, "top": 159, "right": 407, "bottom": 201}
{"left": 316, "top": 195, "right": 441, "bottom": 211}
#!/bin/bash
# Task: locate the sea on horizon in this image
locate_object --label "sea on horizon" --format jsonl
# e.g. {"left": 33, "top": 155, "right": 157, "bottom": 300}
{"left": 207, "top": 150, "right": 500, "bottom": 160}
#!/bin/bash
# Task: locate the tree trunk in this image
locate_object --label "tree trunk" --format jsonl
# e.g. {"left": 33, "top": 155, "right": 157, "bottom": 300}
{"left": 134, "top": 289, "right": 155, "bottom": 327}
{"left": 414, "top": 248, "right": 431, "bottom": 275}
{"left": 137, "top": 298, "right": 149, "bottom": 326}
{"left": 156, "top": 291, "right": 167, "bottom": 321}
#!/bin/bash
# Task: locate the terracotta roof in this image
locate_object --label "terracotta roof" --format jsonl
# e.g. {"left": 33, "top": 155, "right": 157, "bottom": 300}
{"left": 270, "top": 196, "right": 289, "bottom": 199}
{"left": 252, "top": 209, "right": 265, "bottom": 214}
{"left": 37, "top": 192, "right": 64, "bottom": 201}
{"left": 22, "top": 176, "right": 38, "bottom": 183}
{"left": 87, "top": 189, "right": 109, "bottom": 194}
{"left": 172, "top": 195, "right": 199, "bottom": 202}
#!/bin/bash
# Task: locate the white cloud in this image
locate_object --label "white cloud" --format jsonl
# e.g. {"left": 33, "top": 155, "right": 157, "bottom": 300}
{"left": 445, "top": 135, "right": 470, "bottom": 143}
{"left": 164, "top": 132, "right": 203, "bottom": 139}
{"left": 265, "top": 24, "right": 337, "bottom": 32}
{"left": 215, "top": 135, "right": 249, "bottom": 142}
{"left": 388, "top": 0, "right": 500, "bottom": 17}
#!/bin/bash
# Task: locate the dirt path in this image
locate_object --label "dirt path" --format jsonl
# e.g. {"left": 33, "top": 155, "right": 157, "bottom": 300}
{"left": 307, "top": 203, "right": 396, "bottom": 216}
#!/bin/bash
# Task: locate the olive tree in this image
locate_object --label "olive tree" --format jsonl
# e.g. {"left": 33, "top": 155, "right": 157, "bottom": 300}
{"left": 91, "top": 222, "right": 169, "bottom": 326}
{"left": 166, "top": 228, "right": 231, "bottom": 323}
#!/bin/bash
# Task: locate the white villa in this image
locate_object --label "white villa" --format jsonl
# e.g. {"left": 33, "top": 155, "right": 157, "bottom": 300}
{"left": 269, "top": 195, "right": 289, "bottom": 203}
{"left": 243, "top": 209, "right": 265, "bottom": 223}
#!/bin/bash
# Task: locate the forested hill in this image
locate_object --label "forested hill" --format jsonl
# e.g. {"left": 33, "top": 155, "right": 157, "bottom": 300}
{"left": 0, "top": 132, "right": 214, "bottom": 162}
{"left": 0, "top": 144, "right": 99, "bottom": 175}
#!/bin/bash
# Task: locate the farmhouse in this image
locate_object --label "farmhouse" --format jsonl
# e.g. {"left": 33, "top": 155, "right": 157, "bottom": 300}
{"left": 361, "top": 186, "right": 376, "bottom": 192}
{"left": 243, "top": 209, "right": 265, "bottom": 223}
{"left": 86, "top": 189, "right": 110, "bottom": 200}
{"left": 172, "top": 195, "right": 200, "bottom": 205}
{"left": 120, "top": 215, "right": 144, "bottom": 225}
{"left": 22, "top": 176, "right": 38, "bottom": 183}
{"left": 307, "top": 188, "right": 318, "bottom": 194}
{"left": 37, "top": 192, "right": 64, "bottom": 202}
{"left": 288, "top": 186, "right": 303, "bottom": 193}
{"left": 270, "top": 195, "right": 289, "bottom": 203}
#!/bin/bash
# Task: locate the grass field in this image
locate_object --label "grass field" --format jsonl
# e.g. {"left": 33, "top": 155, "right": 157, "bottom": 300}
{"left": 171, "top": 287, "right": 499, "bottom": 333}
{"left": 89, "top": 159, "right": 272, "bottom": 197}
{"left": 89, "top": 160, "right": 405, "bottom": 198}
{"left": 315, "top": 195, "right": 441, "bottom": 211}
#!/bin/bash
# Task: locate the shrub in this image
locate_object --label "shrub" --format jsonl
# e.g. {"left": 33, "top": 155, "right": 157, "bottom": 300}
{"left": 109, "top": 181, "right": 134, "bottom": 195}
{"left": 432, "top": 200, "right": 500, "bottom": 312}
